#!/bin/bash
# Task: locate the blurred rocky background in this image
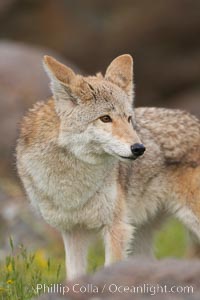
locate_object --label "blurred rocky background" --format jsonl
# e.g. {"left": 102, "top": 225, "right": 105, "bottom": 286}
{"left": 0, "top": 0, "right": 200, "bottom": 298}
{"left": 0, "top": 0, "right": 200, "bottom": 178}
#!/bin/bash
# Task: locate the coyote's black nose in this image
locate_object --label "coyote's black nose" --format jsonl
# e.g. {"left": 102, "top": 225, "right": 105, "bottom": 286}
{"left": 131, "top": 143, "right": 146, "bottom": 157}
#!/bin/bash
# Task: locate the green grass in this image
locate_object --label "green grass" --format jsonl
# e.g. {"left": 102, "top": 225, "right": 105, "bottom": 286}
{"left": 88, "top": 239, "right": 105, "bottom": 273}
{"left": 0, "top": 238, "right": 64, "bottom": 300}
{"left": 0, "top": 219, "right": 188, "bottom": 300}
{"left": 155, "top": 218, "right": 188, "bottom": 258}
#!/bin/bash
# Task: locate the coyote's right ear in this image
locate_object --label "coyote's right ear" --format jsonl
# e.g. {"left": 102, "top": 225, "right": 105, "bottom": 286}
{"left": 43, "top": 56, "right": 77, "bottom": 114}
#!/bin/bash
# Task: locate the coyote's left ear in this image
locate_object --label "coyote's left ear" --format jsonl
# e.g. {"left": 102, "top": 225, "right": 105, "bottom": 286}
{"left": 105, "top": 54, "right": 133, "bottom": 98}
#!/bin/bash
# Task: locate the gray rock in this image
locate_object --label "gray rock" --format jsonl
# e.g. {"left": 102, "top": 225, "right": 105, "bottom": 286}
{"left": 33, "top": 257, "right": 200, "bottom": 300}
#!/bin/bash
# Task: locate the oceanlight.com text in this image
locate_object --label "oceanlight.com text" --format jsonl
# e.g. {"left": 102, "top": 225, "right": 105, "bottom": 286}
{"left": 34, "top": 282, "right": 194, "bottom": 296}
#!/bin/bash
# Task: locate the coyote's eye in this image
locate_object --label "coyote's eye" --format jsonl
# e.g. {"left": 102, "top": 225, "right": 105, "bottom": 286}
{"left": 99, "top": 115, "right": 112, "bottom": 123}
{"left": 128, "top": 116, "right": 132, "bottom": 123}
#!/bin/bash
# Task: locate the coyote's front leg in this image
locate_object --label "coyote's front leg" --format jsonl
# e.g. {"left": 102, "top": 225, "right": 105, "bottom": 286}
{"left": 104, "top": 220, "right": 133, "bottom": 265}
{"left": 103, "top": 186, "right": 133, "bottom": 266}
{"left": 62, "top": 229, "right": 94, "bottom": 280}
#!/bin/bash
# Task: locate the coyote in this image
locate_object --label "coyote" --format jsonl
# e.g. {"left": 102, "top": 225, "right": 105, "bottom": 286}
{"left": 16, "top": 54, "right": 200, "bottom": 279}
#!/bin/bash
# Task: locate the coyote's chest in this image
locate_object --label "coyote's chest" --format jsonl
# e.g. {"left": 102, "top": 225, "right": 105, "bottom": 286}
{"left": 22, "top": 150, "right": 118, "bottom": 230}
{"left": 30, "top": 157, "right": 107, "bottom": 208}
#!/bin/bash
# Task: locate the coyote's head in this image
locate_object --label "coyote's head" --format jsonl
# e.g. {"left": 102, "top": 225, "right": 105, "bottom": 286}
{"left": 43, "top": 54, "right": 145, "bottom": 163}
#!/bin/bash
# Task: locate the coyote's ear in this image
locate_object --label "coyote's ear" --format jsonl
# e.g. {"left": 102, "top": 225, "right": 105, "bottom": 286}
{"left": 105, "top": 54, "right": 134, "bottom": 98}
{"left": 43, "top": 55, "right": 77, "bottom": 114}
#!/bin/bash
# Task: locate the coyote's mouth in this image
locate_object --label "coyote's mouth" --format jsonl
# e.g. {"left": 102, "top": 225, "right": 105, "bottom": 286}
{"left": 119, "top": 155, "right": 137, "bottom": 161}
